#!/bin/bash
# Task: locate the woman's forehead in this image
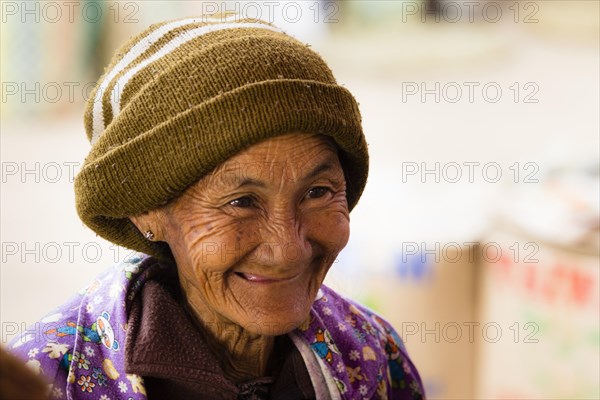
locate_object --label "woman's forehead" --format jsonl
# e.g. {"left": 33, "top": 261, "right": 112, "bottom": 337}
{"left": 199, "top": 134, "right": 342, "bottom": 188}
{"left": 238, "top": 132, "right": 336, "bottom": 157}
{"left": 216, "top": 133, "right": 339, "bottom": 172}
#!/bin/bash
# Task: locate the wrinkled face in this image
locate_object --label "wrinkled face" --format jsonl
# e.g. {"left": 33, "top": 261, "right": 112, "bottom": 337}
{"left": 158, "top": 133, "right": 350, "bottom": 336}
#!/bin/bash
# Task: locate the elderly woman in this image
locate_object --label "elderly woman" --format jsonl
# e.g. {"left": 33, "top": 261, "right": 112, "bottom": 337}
{"left": 6, "top": 16, "right": 425, "bottom": 400}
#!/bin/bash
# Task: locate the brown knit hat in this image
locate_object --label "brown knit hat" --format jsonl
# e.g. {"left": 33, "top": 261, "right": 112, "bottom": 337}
{"left": 75, "top": 15, "right": 369, "bottom": 259}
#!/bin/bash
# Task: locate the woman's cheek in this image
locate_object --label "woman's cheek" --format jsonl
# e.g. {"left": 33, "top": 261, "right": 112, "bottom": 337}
{"left": 184, "top": 216, "right": 259, "bottom": 275}
{"left": 328, "top": 212, "right": 350, "bottom": 254}
{"left": 306, "top": 207, "right": 350, "bottom": 255}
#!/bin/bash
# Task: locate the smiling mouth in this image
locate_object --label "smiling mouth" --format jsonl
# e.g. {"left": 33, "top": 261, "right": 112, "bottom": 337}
{"left": 234, "top": 272, "right": 299, "bottom": 283}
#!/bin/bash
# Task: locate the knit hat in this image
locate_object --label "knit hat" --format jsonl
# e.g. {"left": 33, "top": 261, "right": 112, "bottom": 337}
{"left": 75, "top": 15, "right": 369, "bottom": 259}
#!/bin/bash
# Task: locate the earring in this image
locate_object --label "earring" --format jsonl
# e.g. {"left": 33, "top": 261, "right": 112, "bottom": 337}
{"left": 144, "top": 230, "right": 155, "bottom": 241}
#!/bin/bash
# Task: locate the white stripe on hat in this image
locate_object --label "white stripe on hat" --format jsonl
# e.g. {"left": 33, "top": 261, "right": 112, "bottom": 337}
{"left": 93, "top": 19, "right": 280, "bottom": 145}
{"left": 90, "top": 14, "right": 240, "bottom": 144}
{"left": 99, "top": 22, "right": 281, "bottom": 145}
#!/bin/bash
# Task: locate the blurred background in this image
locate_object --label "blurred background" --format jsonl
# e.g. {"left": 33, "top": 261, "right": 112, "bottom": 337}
{"left": 1, "top": 1, "right": 598, "bottom": 398}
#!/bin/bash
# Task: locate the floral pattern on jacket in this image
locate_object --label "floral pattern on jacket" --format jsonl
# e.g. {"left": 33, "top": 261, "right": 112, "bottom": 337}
{"left": 8, "top": 254, "right": 425, "bottom": 400}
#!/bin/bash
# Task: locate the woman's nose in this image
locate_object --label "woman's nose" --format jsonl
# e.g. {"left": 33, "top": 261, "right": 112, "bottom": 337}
{"left": 252, "top": 216, "right": 313, "bottom": 269}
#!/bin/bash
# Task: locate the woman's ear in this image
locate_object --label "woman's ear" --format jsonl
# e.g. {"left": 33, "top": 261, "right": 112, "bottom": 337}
{"left": 129, "top": 210, "right": 166, "bottom": 242}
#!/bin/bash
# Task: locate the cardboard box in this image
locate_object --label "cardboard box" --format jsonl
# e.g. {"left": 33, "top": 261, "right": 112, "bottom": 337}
{"left": 363, "top": 245, "right": 478, "bottom": 399}
{"left": 475, "top": 223, "right": 599, "bottom": 399}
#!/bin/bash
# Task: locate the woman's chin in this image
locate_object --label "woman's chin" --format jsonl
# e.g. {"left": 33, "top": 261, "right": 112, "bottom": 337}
{"left": 225, "top": 269, "right": 320, "bottom": 335}
{"left": 232, "top": 298, "right": 313, "bottom": 336}
{"left": 238, "top": 313, "right": 309, "bottom": 336}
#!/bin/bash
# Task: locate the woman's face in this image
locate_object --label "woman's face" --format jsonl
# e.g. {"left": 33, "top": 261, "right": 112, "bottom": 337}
{"left": 155, "top": 132, "right": 350, "bottom": 336}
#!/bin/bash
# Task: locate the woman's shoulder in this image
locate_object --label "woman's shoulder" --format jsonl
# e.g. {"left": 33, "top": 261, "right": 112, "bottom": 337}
{"left": 8, "top": 254, "right": 158, "bottom": 340}
{"left": 293, "top": 285, "right": 426, "bottom": 399}
{"left": 315, "top": 285, "right": 406, "bottom": 347}
{"left": 6, "top": 253, "right": 164, "bottom": 399}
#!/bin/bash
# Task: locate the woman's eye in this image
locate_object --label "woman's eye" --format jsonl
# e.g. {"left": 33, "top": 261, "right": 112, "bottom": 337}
{"left": 306, "top": 187, "right": 330, "bottom": 199}
{"left": 228, "top": 196, "right": 254, "bottom": 208}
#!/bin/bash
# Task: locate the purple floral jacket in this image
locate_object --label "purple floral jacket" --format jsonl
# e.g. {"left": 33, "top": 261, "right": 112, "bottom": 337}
{"left": 8, "top": 254, "right": 425, "bottom": 400}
